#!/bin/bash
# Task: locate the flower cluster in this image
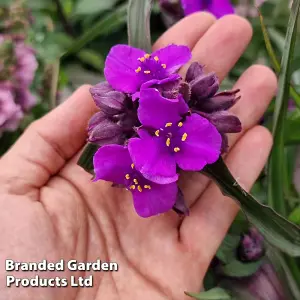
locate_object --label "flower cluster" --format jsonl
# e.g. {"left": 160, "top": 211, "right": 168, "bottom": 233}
{"left": 0, "top": 1, "right": 37, "bottom": 137}
{"left": 89, "top": 44, "right": 241, "bottom": 217}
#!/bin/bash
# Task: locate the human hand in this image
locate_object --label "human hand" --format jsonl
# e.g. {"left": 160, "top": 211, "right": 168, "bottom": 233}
{"left": 0, "top": 13, "right": 276, "bottom": 300}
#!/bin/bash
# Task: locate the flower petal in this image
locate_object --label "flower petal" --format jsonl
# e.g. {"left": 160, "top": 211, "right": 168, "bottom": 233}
{"left": 176, "top": 114, "right": 222, "bottom": 171}
{"left": 138, "top": 88, "right": 189, "bottom": 129}
{"left": 180, "top": 0, "right": 202, "bottom": 16}
{"left": 128, "top": 135, "right": 178, "bottom": 184}
{"left": 93, "top": 145, "right": 132, "bottom": 184}
{"left": 153, "top": 44, "right": 192, "bottom": 74}
{"left": 132, "top": 182, "right": 177, "bottom": 217}
{"left": 104, "top": 45, "right": 145, "bottom": 93}
{"left": 207, "top": 0, "right": 235, "bottom": 18}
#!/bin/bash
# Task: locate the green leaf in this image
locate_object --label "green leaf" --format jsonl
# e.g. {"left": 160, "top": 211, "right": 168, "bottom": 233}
{"left": 216, "top": 234, "right": 240, "bottom": 264}
{"left": 77, "top": 143, "right": 99, "bottom": 174}
{"left": 127, "top": 0, "right": 153, "bottom": 52}
{"left": 77, "top": 49, "right": 104, "bottom": 71}
{"left": 74, "top": 0, "right": 118, "bottom": 15}
{"left": 219, "top": 260, "right": 262, "bottom": 278}
{"left": 258, "top": 9, "right": 300, "bottom": 109}
{"left": 62, "top": 4, "right": 127, "bottom": 58}
{"left": 289, "top": 207, "right": 300, "bottom": 225}
{"left": 203, "top": 157, "right": 300, "bottom": 257}
{"left": 185, "top": 288, "right": 231, "bottom": 300}
{"left": 267, "top": 0, "right": 300, "bottom": 215}
{"left": 285, "top": 117, "right": 300, "bottom": 144}
{"left": 267, "top": 248, "right": 300, "bottom": 300}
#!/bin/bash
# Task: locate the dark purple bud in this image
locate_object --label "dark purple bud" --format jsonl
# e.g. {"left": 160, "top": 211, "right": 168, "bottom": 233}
{"left": 200, "top": 111, "right": 242, "bottom": 134}
{"left": 185, "top": 62, "right": 205, "bottom": 83}
{"left": 90, "top": 82, "right": 126, "bottom": 115}
{"left": 220, "top": 133, "right": 229, "bottom": 153}
{"left": 88, "top": 112, "right": 124, "bottom": 146}
{"left": 196, "top": 89, "right": 241, "bottom": 113}
{"left": 173, "top": 189, "right": 189, "bottom": 216}
{"left": 224, "top": 262, "right": 286, "bottom": 300}
{"left": 159, "top": 0, "right": 183, "bottom": 27}
{"left": 238, "top": 228, "right": 265, "bottom": 262}
{"left": 146, "top": 76, "right": 181, "bottom": 100}
{"left": 190, "top": 72, "right": 219, "bottom": 100}
{"left": 240, "top": 263, "right": 285, "bottom": 300}
{"left": 179, "top": 82, "right": 191, "bottom": 102}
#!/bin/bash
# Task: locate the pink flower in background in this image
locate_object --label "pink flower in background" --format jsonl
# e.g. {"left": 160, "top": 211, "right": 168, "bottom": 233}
{"left": 0, "top": 35, "right": 38, "bottom": 135}
{"left": 15, "top": 42, "right": 38, "bottom": 87}
{"left": 0, "top": 83, "right": 23, "bottom": 137}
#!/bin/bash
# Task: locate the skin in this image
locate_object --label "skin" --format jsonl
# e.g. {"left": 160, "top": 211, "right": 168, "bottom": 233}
{"left": 0, "top": 13, "right": 277, "bottom": 300}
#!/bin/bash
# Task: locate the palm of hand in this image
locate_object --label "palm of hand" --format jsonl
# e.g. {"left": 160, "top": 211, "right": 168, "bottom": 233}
{"left": 0, "top": 13, "right": 276, "bottom": 300}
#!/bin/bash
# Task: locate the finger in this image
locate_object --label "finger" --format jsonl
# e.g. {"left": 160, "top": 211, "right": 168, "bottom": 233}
{"left": 0, "top": 85, "right": 96, "bottom": 192}
{"left": 153, "top": 12, "right": 216, "bottom": 51}
{"left": 180, "top": 126, "right": 273, "bottom": 263}
{"left": 180, "top": 15, "right": 253, "bottom": 80}
{"left": 179, "top": 64, "right": 277, "bottom": 206}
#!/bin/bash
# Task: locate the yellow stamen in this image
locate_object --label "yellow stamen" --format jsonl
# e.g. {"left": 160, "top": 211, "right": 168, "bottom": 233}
{"left": 130, "top": 185, "right": 136, "bottom": 190}
{"left": 131, "top": 163, "right": 134, "bottom": 169}
{"left": 166, "top": 138, "right": 171, "bottom": 147}
{"left": 165, "top": 122, "right": 172, "bottom": 127}
{"left": 178, "top": 122, "right": 183, "bottom": 127}
{"left": 138, "top": 57, "right": 145, "bottom": 62}
{"left": 161, "top": 63, "right": 167, "bottom": 69}
{"left": 144, "top": 70, "right": 151, "bottom": 74}
{"left": 144, "top": 53, "right": 150, "bottom": 59}
{"left": 125, "top": 174, "right": 130, "bottom": 180}
{"left": 144, "top": 185, "right": 151, "bottom": 189}
{"left": 133, "top": 178, "right": 138, "bottom": 185}
{"left": 135, "top": 66, "right": 141, "bottom": 73}
{"left": 174, "top": 147, "right": 180, "bottom": 153}
{"left": 155, "top": 130, "right": 160, "bottom": 137}
{"left": 154, "top": 56, "right": 159, "bottom": 61}
{"left": 182, "top": 133, "right": 188, "bottom": 142}
{"left": 137, "top": 185, "right": 143, "bottom": 192}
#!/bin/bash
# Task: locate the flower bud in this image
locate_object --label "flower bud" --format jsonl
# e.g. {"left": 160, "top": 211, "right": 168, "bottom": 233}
{"left": 185, "top": 62, "right": 204, "bottom": 83}
{"left": 90, "top": 82, "right": 126, "bottom": 115}
{"left": 190, "top": 72, "right": 219, "bottom": 101}
{"left": 88, "top": 113, "right": 124, "bottom": 146}
{"left": 238, "top": 228, "right": 265, "bottom": 262}
{"left": 159, "top": 0, "right": 182, "bottom": 27}
{"left": 199, "top": 111, "right": 242, "bottom": 134}
{"left": 195, "top": 90, "right": 240, "bottom": 113}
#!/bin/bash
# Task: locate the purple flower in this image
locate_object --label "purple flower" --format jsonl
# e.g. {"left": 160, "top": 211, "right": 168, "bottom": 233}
{"left": 0, "top": 83, "right": 23, "bottom": 136}
{"left": 181, "top": 0, "right": 234, "bottom": 18}
{"left": 15, "top": 88, "right": 36, "bottom": 111}
{"left": 104, "top": 44, "right": 191, "bottom": 94}
{"left": 128, "top": 88, "right": 222, "bottom": 183}
{"left": 93, "top": 145, "right": 177, "bottom": 217}
{"left": 14, "top": 41, "right": 38, "bottom": 87}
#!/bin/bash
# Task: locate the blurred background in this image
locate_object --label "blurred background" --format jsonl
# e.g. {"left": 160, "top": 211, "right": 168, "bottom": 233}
{"left": 1, "top": 0, "right": 300, "bottom": 299}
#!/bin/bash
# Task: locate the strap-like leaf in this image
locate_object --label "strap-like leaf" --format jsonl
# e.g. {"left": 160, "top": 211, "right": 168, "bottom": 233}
{"left": 127, "top": 0, "right": 153, "bottom": 52}
{"left": 203, "top": 157, "right": 300, "bottom": 257}
{"left": 267, "top": 0, "right": 300, "bottom": 215}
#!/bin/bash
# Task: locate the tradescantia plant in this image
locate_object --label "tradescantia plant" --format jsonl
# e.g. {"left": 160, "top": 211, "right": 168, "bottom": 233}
{"left": 78, "top": 0, "right": 300, "bottom": 258}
